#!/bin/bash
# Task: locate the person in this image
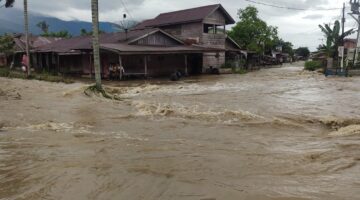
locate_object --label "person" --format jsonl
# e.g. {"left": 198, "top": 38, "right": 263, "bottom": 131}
{"left": 109, "top": 64, "right": 114, "bottom": 80}
{"left": 119, "top": 65, "right": 125, "bottom": 80}
{"left": 279, "top": 57, "right": 284, "bottom": 66}
{"left": 21, "top": 54, "right": 28, "bottom": 74}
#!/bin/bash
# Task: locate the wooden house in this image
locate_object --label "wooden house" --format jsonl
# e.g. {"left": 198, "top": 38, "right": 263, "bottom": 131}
{"left": 30, "top": 4, "right": 243, "bottom": 78}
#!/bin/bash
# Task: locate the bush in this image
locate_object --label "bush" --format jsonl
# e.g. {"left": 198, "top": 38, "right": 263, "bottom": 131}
{"left": 0, "top": 68, "right": 74, "bottom": 83}
{"left": 304, "top": 61, "right": 322, "bottom": 71}
{"left": 232, "top": 68, "right": 247, "bottom": 74}
{"left": 0, "top": 67, "right": 10, "bottom": 77}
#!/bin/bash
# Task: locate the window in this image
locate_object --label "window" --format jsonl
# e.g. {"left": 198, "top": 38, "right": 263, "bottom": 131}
{"left": 203, "top": 24, "right": 225, "bottom": 34}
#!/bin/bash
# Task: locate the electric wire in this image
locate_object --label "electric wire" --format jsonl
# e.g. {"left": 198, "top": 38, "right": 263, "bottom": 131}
{"left": 244, "top": 0, "right": 345, "bottom": 11}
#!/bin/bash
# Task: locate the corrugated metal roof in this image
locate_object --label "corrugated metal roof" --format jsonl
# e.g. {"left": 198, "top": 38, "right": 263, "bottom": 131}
{"left": 101, "top": 43, "right": 223, "bottom": 54}
{"left": 134, "top": 4, "right": 235, "bottom": 29}
{"left": 37, "top": 29, "right": 158, "bottom": 53}
{"left": 13, "top": 35, "right": 62, "bottom": 52}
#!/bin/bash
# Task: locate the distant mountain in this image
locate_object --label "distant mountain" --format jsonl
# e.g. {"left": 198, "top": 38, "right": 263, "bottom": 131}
{"left": 0, "top": 8, "right": 117, "bottom": 36}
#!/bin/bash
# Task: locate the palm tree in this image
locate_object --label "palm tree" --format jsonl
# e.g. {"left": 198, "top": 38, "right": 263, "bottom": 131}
{"left": 319, "top": 20, "right": 354, "bottom": 59}
{"left": 24, "top": 0, "right": 30, "bottom": 77}
{"left": 91, "top": 0, "right": 102, "bottom": 90}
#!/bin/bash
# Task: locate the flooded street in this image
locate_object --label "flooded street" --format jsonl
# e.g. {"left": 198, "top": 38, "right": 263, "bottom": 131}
{"left": 0, "top": 62, "right": 359, "bottom": 200}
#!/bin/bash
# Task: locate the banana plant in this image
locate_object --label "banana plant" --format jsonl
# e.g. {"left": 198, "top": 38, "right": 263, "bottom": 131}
{"left": 319, "top": 20, "right": 354, "bottom": 58}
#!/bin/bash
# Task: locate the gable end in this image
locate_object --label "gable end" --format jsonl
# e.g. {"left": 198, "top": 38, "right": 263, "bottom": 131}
{"left": 128, "top": 30, "right": 184, "bottom": 46}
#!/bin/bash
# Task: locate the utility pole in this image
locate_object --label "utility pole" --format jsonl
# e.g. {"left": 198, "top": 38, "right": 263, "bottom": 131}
{"left": 342, "top": 3, "right": 346, "bottom": 36}
{"left": 349, "top": 0, "right": 360, "bottom": 67}
{"left": 341, "top": 3, "right": 346, "bottom": 70}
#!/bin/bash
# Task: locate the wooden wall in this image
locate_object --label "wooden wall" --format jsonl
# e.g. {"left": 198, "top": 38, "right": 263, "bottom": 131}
{"left": 203, "top": 9, "right": 226, "bottom": 25}
{"left": 162, "top": 22, "right": 203, "bottom": 42}
{"left": 203, "top": 52, "right": 225, "bottom": 69}
{"left": 131, "top": 32, "right": 180, "bottom": 46}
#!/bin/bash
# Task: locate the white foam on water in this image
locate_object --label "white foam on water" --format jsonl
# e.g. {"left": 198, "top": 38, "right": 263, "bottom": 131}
{"left": 131, "top": 100, "right": 264, "bottom": 123}
{"left": 330, "top": 125, "right": 360, "bottom": 136}
{"left": 114, "top": 82, "right": 251, "bottom": 98}
{"left": 7, "top": 122, "right": 93, "bottom": 134}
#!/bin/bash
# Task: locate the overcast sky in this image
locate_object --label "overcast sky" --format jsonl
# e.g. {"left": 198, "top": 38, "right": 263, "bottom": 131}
{"left": 12, "top": 0, "right": 355, "bottom": 50}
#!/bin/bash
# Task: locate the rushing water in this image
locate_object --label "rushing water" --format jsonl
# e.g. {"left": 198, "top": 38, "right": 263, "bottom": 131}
{"left": 0, "top": 62, "right": 359, "bottom": 200}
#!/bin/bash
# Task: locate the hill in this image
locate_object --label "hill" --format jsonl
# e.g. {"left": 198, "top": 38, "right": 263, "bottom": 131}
{"left": 0, "top": 8, "right": 116, "bottom": 36}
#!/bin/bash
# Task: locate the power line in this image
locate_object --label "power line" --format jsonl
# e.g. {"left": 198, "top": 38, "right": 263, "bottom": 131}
{"left": 244, "top": 0, "right": 344, "bottom": 11}
{"left": 120, "top": 0, "right": 134, "bottom": 20}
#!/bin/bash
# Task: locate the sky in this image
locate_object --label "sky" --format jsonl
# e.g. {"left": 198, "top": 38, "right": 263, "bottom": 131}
{"left": 11, "top": 0, "right": 355, "bottom": 50}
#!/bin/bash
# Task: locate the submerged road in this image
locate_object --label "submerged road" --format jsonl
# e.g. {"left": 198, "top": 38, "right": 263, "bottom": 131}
{"left": 0, "top": 62, "right": 359, "bottom": 200}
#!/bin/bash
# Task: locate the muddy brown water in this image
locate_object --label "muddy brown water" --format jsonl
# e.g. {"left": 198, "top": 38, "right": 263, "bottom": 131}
{"left": 0, "top": 62, "right": 359, "bottom": 200}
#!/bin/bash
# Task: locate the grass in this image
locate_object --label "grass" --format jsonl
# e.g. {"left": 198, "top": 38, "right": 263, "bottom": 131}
{"left": 0, "top": 67, "right": 74, "bottom": 84}
{"left": 232, "top": 68, "right": 247, "bottom": 74}
{"left": 304, "top": 61, "right": 323, "bottom": 71}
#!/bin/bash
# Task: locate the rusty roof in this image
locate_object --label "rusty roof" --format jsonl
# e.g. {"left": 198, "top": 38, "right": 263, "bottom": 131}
{"left": 134, "top": 4, "right": 235, "bottom": 29}
{"left": 36, "top": 29, "right": 159, "bottom": 53}
{"left": 101, "top": 43, "right": 223, "bottom": 55}
{"left": 13, "top": 35, "right": 62, "bottom": 52}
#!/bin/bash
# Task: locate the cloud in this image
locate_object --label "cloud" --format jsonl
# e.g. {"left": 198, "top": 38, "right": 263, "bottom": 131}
{"left": 302, "top": 14, "right": 324, "bottom": 20}
{"left": 10, "top": 0, "right": 354, "bottom": 50}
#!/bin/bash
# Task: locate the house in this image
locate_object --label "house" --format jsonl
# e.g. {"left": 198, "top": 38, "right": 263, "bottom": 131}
{"left": 0, "top": 53, "right": 7, "bottom": 66}
{"left": 6, "top": 34, "right": 62, "bottom": 68}
{"left": 31, "top": 4, "right": 243, "bottom": 78}
{"left": 344, "top": 38, "right": 357, "bottom": 50}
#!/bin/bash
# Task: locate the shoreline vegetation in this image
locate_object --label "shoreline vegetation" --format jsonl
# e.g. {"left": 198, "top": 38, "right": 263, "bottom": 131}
{"left": 0, "top": 67, "right": 74, "bottom": 84}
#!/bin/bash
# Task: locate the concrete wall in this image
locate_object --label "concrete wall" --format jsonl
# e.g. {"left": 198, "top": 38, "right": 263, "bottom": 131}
{"left": 203, "top": 52, "right": 225, "bottom": 70}
{"left": 201, "top": 33, "right": 226, "bottom": 48}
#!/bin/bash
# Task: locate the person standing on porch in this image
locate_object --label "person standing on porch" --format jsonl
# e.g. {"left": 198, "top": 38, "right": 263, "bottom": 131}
{"left": 119, "top": 65, "right": 125, "bottom": 80}
{"left": 21, "top": 54, "right": 29, "bottom": 74}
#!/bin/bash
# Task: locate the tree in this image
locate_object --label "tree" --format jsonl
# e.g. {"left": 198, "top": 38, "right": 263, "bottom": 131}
{"left": 295, "top": 47, "right": 310, "bottom": 58}
{"left": 91, "top": 0, "right": 102, "bottom": 90}
{"left": 0, "top": 0, "right": 15, "bottom": 7}
{"left": 274, "top": 39, "right": 294, "bottom": 57}
{"left": 80, "top": 28, "right": 105, "bottom": 36}
{"left": 228, "top": 6, "right": 279, "bottom": 54}
{"left": 0, "top": 34, "right": 14, "bottom": 54}
{"left": 37, "top": 21, "right": 50, "bottom": 34}
{"left": 80, "top": 28, "right": 89, "bottom": 36}
{"left": 319, "top": 20, "right": 354, "bottom": 58}
{"left": 42, "top": 30, "right": 72, "bottom": 38}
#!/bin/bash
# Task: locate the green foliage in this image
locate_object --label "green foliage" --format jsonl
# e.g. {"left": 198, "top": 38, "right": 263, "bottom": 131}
{"left": 221, "top": 60, "right": 247, "bottom": 74}
{"left": 319, "top": 20, "right": 354, "bottom": 58}
{"left": 295, "top": 47, "right": 310, "bottom": 58}
{"left": 228, "top": 6, "right": 279, "bottom": 54}
{"left": 80, "top": 28, "right": 106, "bottom": 36}
{"left": 304, "top": 61, "right": 322, "bottom": 71}
{"left": 42, "top": 30, "right": 72, "bottom": 38}
{"left": 0, "top": 34, "right": 15, "bottom": 54}
{"left": 0, "top": 67, "right": 74, "bottom": 83}
{"left": 37, "top": 21, "right": 50, "bottom": 34}
{"left": 274, "top": 39, "right": 294, "bottom": 57}
{"left": 233, "top": 68, "right": 247, "bottom": 74}
{"left": 0, "top": 0, "right": 15, "bottom": 8}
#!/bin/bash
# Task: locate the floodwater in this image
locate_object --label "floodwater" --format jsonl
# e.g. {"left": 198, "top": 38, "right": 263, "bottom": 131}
{"left": 0, "top": 62, "right": 359, "bottom": 200}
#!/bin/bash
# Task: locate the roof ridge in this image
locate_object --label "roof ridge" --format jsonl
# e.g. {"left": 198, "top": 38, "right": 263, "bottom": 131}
{"left": 156, "top": 4, "right": 220, "bottom": 17}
